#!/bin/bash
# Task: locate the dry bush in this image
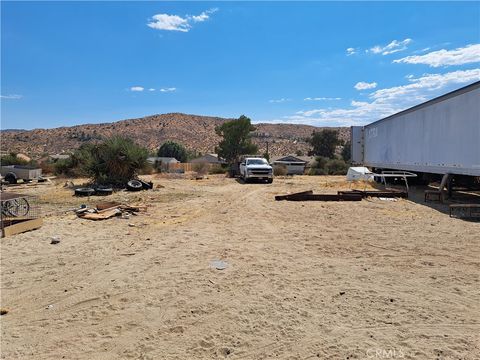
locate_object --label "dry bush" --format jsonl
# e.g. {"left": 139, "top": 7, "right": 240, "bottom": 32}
{"left": 193, "top": 162, "right": 210, "bottom": 176}
{"left": 273, "top": 164, "right": 288, "bottom": 176}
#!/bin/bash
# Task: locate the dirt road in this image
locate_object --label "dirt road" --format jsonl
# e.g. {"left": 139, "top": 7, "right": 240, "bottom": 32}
{"left": 1, "top": 175, "right": 479, "bottom": 359}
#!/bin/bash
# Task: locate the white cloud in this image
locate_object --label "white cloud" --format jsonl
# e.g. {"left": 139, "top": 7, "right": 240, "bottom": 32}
{"left": 369, "top": 38, "right": 412, "bottom": 55}
{"left": 148, "top": 88, "right": 156, "bottom": 91}
{"left": 354, "top": 81, "right": 377, "bottom": 90}
{"left": 269, "top": 98, "right": 290, "bottom": 103}
{"left": 393, "top": 44, "right": 480, "bottom": 67}
{"left": 130, "top": 86, "right": 144, "bottom": 92}
{"left": 346, "top": 47, "right": 356, "bottom": 56}
{"left": 285, "top": 68, "right": 479, "bottom": 126}
{"left": 0, "top": 94, "right": 22, "bottom": 100}
{"left": 160, "top": 87, "right": 176, "bottom": 93}
{"left": 304, "top": 97, "right": 341, "bottom": 101}
{"left": 189, "top": 8, "right": 218, "bottom": 23}
{"left": 147, "top": 14, "right": 190, "bottom": 32}
{"left": 147, "top": 8, "right": 218, "bottom": 32}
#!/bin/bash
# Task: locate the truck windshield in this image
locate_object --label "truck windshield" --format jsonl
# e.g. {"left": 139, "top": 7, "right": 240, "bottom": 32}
{"left": 247, "top": 159, "right": 268, "bottom": 165}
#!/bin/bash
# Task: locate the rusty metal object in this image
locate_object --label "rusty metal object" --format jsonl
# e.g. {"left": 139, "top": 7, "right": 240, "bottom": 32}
{"left": 275, "top": 190, "right": 362, "bottom": 201}
{"left": 337, "top": 190, "right": 408, "bottom": 198}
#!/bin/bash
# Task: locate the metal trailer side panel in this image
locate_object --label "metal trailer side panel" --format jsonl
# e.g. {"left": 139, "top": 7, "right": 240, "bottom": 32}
{"left": 363, "top": 86, "right": 480, "bottom": 176}
{"left": 350, "top": 126, "right": 364, "bottom": 165}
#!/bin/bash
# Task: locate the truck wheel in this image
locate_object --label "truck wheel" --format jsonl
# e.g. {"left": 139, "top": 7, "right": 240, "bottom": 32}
{"left": 267, "top": 179, "right": 273, "bottom": 184}
{"left": 5, "top": 173, "right": 17, "bottom": 184}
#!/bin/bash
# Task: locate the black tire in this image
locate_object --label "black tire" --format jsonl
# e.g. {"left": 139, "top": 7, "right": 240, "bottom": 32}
{"left": 139, "top": 180, "right": 153, "bottom": 190}
{"left": 5, "top": 173, "right": 17, "bottom": 184}
{"left": 126, "top": 180, "right": 143, "bottom": 191}
{"left": 74, "top": 187, "right": 95, "bottom": 197}
{"left": 267, "top": 179, "right": 273, "bottom": 184}
{"left": 95, "top": 186, "right": 113, "bottom": 196}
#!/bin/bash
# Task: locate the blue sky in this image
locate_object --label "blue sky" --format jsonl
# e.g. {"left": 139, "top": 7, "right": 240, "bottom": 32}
{"left": 1, "top": 1, "right": 479, "bottom": 129}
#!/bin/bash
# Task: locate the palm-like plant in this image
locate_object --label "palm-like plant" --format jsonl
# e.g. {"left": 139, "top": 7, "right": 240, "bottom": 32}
{"left": 84, "top": 136, "right": 148, "bottom": 186}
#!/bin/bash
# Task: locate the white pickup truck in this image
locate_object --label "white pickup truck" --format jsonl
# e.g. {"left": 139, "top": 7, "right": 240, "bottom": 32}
{"left": 239, "top": 157, "right": 273, "bottom": 183}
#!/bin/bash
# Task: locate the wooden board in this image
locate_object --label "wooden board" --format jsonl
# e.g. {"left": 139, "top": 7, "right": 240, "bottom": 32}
{"left": 80, "top": 208, "right": 121, "bottom": 220}
{"left": 2, "top": 218, "right": 43, "bottom": 237}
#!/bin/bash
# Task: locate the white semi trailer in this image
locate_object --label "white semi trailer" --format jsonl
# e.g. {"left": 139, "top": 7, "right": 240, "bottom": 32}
{"left": 351, "top": 81, "right": 480, "bottom": 183}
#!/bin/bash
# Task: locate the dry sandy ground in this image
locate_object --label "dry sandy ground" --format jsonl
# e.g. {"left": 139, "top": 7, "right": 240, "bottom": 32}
{"left": 1, "top": 175, "right": 479, "bottom": 359}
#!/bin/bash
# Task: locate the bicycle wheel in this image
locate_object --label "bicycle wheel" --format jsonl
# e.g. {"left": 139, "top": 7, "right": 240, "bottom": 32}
{"left": 3, "top": 198, "right": 30, "bottom": 217}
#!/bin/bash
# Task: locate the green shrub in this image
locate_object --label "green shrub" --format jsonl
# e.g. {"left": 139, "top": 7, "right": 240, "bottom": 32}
{"left": 325, "top": 159, "right": 349, "bottom": 175}
{"left": 308, "top": 167, "right": 327, "bottom": 176}
{"left": 308, "top": 157, "right": 348, "bottom": 175}
{"left": 209, "top": 164, "right": 227, "bottom": 174}
{"left": 84, "top": 136, "right": 148, "bottom": 186}
{"left": 0, "top": 153, "right": 29, "bottom": 166}
{"left": 314, "top": 156, "right": 328, "bottom": 170}
{"left": 54, "top": 158, "right": 75, "bottom": 176}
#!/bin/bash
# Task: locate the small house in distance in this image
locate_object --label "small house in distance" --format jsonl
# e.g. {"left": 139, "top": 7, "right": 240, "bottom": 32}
{"left": 271, "top": 155, "right": 315, "bottom": 175}
{"left": 191, "top": 154, "right": 226, "bottom": 165}
{"left": 147, "top": 156, "right": 180, "bottom": 165}
{"left": 147, "top": 157, "right": 180, "bottom": 172}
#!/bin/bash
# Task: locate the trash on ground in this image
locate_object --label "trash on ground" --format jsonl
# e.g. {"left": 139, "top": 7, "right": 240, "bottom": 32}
{"left": 50, "top": 236, "right": 61, "bottom": 244}
{"left": 76, "top": 202, "right": 147, "bottom": 221}
{"left": 210, "top": 260, "right": 228, "bottom": 270}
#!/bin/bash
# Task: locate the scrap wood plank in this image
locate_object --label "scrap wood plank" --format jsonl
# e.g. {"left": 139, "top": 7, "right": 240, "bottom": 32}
{"left": 119, "top": 205, "right": 147, "bottom": 212}
{"left": 2, "top": 218, "right": 43, "bottom": 237}
{"left": 79, "top": 208, "right": 121, "bottom": 220}
{"left": 275, "top": 190, "right": 313, "bottom": 201}
{"left": 96, "top": 202, "right": 121, "bottom": 211}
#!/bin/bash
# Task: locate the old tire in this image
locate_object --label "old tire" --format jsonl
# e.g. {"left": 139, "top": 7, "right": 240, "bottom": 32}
{"left": 95, "top": 186, "right": 113, "bottom": 196}
{"left": 5, "top": 173, "right": 17, "bottom": 184}
{"left": 126, "top": 180, "right": 143, "bottom": 191}
{"left": 75, "top": 187, "right": 95, "bottom": 197}
{"left": 139, "top": 180, "right": 153, "bottom": 190}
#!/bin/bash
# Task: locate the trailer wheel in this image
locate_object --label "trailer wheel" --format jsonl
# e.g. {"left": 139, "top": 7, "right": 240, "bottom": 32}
{"left": 4, "top": 173, "right": 17, "bottom": 184}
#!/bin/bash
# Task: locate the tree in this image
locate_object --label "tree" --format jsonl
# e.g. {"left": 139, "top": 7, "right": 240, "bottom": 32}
{"left": 215, "top": 115, "right": 258, "bottom": 163}
{"left": 84, "top": 136, "right": 148, "bottom": 186}
{"left": 157, "top": 141, "right": 188, "bottom": 163}
{"left": 309, "top": 129, "right": 340, "bottom": 158}
{"left": 341, "top": 141, "right": 351, "bottom": 162}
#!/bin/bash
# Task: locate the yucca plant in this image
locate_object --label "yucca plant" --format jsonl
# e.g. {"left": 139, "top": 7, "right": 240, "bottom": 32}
{"left": 84, "top": 136, "right": 148, "bottom": 186}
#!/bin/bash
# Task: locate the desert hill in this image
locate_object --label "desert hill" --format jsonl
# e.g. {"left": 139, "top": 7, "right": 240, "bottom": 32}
{"left": 1, "top": 113, "right": 349, "bottom": 158}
